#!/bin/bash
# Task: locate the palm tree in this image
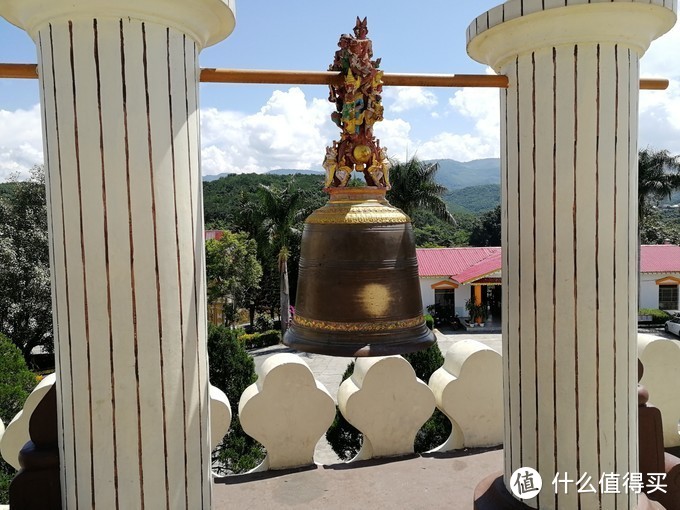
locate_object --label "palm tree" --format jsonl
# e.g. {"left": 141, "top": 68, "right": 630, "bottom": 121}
{"left": 386, "top": 157, "right": 455, "bottom": 224}
{"left": 636, "top": 148, "right": 680, "bottom": 306}
{"left": 257, "top": 182, "right": 307, "bottom": 334}
{"left": 638, "top": 147, "right": 680, "bottom": 224}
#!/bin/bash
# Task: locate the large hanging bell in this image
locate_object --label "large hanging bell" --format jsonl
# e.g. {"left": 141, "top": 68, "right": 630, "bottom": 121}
{"left": 283, "top": 187, "right": 435, "bottom": 356}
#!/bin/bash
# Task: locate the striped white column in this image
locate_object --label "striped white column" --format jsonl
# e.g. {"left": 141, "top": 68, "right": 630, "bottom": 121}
{"left": 0, "top": 2, "right": 235, "bottom": 508}
{"left": 468, "top": 2, "right": 676, "bottom": 509}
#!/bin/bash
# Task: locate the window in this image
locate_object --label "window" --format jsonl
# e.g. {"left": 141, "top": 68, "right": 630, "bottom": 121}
{"left": 659, "top": 285, "right": 679, "bottom": 310}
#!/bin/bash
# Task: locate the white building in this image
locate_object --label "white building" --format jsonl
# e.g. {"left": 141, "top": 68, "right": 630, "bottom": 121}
{"left": 418, "top": 244, "right": 680, "bottom": 318}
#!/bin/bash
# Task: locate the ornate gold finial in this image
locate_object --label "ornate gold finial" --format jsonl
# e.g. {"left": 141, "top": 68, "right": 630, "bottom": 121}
{"left": 323, "top": 18, "right": 391, "bottom": 189}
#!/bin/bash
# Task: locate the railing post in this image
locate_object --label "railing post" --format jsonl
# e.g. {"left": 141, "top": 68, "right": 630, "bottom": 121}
{"left": 0, "top": 1, "right": 235, "bottom": 507}
{"left": 467, "top": 1, "right": 676, "bottom": 509}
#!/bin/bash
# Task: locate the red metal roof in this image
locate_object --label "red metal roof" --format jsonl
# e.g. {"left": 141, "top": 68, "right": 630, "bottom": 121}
{"left": 417, "top": 245, "right": 680, "bottom": 283}
{"left": 640, "top": 244, "right": 680, "bottom": 273}
{"left": 416, "top": 247, "right": 501, "bottom": 283}
{"left": 205, "top": 230, "right": 224, "bottom": 241}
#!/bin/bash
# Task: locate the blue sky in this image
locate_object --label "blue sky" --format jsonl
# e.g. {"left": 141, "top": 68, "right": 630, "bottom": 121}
{"left": 1, "top": 0, "right": 679, "bottom": 180}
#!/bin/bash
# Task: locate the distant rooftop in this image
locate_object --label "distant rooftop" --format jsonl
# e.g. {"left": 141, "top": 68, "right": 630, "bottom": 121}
{"left": 640, "top": 244, "right": 680, "bottom": 273}
{"left": 417, "top": 245, "right": 680, "bottom": 282}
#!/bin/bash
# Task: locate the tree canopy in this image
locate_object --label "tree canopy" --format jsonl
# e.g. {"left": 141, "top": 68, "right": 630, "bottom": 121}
{"left": 205, "top": 231, "right": 262, "bottom": 326}
{"left": 387, "top": 157, "right": 456, "bottom": 225}
{"left": 0, "top": 166, "right": 53, "bottom": 361}
{"left": 638, "top": 147, "right": 680, "bottom": 222}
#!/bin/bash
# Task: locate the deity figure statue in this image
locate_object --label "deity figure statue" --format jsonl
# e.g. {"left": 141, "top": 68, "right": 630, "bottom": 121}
{"left": 324, "top": 17, "right": 390, "bottom": 189}
{"left": 323, "top": 144, "right": 338, "bottom": 188}
{"left": 335, "top": 157, "right": 353, "bottom": 187}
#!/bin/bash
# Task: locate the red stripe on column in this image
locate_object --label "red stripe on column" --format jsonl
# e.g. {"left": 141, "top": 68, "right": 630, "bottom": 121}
{"left": 119, "top": 19, "right": 145, "bottom": 509}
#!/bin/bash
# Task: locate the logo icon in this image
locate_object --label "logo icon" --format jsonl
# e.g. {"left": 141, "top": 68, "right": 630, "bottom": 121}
{"left": 510, "top": 467, "right": 543, "bottom": 499}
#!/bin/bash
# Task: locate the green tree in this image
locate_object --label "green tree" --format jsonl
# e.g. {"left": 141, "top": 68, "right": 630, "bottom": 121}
{"left": 387, "top": 157, "right": 455, "bottom": 224}
{"left": 640, "top": 214, "right": 680, "bottom": 245}
{"left": 469, "top": 205, "right": 502, "bottom": 247}
{"left": 256, "top": 182, "right": 307, "bottom": 333}
{"left": 638, "top": 148, "right": 680, "bottom": 223}
{"left": 207, "top": 324, "right": 265, "bottom": 474}
{"left": 412, "top": 210, "right": 470, "bottom": 247}
{"left": 0, "top": 333, "right": 37, "bottom": 504}
{"left": 205, "top": 231, "right": 262, "bottom": 326}
{"left": 0, "top": 166, "right": 53, "bottom": 362}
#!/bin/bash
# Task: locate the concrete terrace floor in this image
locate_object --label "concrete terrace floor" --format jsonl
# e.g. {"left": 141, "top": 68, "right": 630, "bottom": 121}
{"left": 214, "top": 327, "right": 678, "bottom": 509}
{"left": 213, "top": 448, "right": 504, "bottom": 509}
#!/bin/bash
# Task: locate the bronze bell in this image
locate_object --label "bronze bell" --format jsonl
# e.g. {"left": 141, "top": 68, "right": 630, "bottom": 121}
{"left": 283, "top": 187, "right": 435, "bottom": 356}
{"left": 283, "top": 18, "right": 435, "bottom": 356}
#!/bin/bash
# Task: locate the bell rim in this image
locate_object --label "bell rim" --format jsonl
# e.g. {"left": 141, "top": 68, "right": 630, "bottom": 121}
{"left": 282, "top": 323, "right": 436, "bottom": 357}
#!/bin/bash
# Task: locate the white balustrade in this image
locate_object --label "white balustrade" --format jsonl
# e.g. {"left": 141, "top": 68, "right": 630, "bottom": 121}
{"left": 239, "top": 353, "right": 335, "bottom": 470}
{"left": 429, "top": 340, "right": 503, "bottom": 451}
{"left": 337, "top": 355, "right": 435, "bottom": 461}
{"left": 639, "top": 336, "right": 680, "bottom": 447}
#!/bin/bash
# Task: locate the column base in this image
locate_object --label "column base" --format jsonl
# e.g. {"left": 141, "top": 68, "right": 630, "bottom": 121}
{"left": 474, "top": 472, "right": 662, "bottom": 509}
{"left": 474, "top": 472, "right": 533, "bottom": 510}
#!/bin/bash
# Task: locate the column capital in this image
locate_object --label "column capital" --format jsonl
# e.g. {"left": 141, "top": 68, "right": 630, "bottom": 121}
{"left": 467, "top": 0, "right": 676, "bottom": 71}
{"left": 0, "top": 0, "right": 235, "bottom": 48}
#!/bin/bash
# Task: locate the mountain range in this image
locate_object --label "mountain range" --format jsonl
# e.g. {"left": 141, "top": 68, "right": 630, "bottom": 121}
{"left": 203, "top": 158, "right": 502, "bottom": 189}
{"left": 202, "top": 158, "right": 503, "bottom": 215}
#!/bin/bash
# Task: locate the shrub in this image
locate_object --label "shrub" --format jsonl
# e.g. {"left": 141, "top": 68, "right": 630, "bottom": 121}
{"left": 258, "top": 330, "right": 281, "bottom": 347}
{"left": 0, "top": 333, "right": 37, "bottom": 423}
{"left": 639, "top": 308, "right": 672, "bottom": 325}
{"left": 238, "top": 330, "right": 281, "bottom": 350}
{"left": 0, "top": 333, "right": 37, "bottom": 504}
{"left": 324, "top": 362, "right": 361, "bottom": 461}
{"left": 325, "top": 343, "right": 451, "bottom": 460}
{"left": 424, "top": 314, "right": 434, "bottom": 330}
{"left": 238, "top": 332, "right": 259, "bottom": 349}
{"left": 207, "top": 325, "right": 265, "bottom": 474}
{"left": 253, "top": 314, "right": 275, "bottom": 333}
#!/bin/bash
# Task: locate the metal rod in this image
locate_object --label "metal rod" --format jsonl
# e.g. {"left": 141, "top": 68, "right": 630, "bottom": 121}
{"left": 0, "top": 63, "right": 669, "bottom": 90}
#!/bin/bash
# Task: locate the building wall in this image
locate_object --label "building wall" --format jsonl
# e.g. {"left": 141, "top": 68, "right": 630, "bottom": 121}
{"left": 423, "top": 272, "right": 678, "bottom": 316}
{"left": 419, "top": 278, "right": 470, "bottom": 318}
{"left": 640, "top": 272, "right": 680, "bottom": 310}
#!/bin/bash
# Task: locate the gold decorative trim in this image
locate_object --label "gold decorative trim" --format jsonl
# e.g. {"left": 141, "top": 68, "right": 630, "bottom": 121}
{"left": 293, "top": 314, "right": 425, "bottom": 332}
{"left": 306, "top": 205, "right": 410, "bottom": 224}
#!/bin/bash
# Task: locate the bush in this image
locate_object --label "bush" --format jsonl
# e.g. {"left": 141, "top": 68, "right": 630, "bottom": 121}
{"left": 0, "top": 333, "right": 37, "bottom": 423}
{"left": 325, "top": 343, "right": 451, "bottom": 460}
{"left": 0, "top": 333, "right": 37, "bottom": 504}
{"left": 253, "top": 314, "right": 275, "bottom": 333}
{"left": 238, "top": 330, "right": 281, "bottom": 350}
{"left": 325, "top": 362, "right": 361, "bottom": 461}
{"left": 258, "top": 330, "right": 281, "bottom": 347}
{"left": 207, "top": 325, "right": 265, "bottom": 474}
{"left": 639, "top": 308, "right": 672, "bottom": 325}
{"left": 424, "top": 314, "right": 434, "bottom": 330}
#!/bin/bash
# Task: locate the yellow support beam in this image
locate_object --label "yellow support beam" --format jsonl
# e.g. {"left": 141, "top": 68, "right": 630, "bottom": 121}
{"left": 0, "top": 63, "right": 669, "bottom": 90}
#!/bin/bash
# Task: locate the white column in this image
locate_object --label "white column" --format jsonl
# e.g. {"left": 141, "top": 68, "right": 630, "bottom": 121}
{"left": 0, "top": 1, "right": 235, "bottom": 508}
{"left": 468, "top": 2, "right": 675, "bottom": 509}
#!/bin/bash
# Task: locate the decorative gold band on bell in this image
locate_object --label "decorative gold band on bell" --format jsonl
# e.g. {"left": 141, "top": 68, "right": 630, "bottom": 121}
{"left": 283, "top": 187, "right": 435, "bottom": 356}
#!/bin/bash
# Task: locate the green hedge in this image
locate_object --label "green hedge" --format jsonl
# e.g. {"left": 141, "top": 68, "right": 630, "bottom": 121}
{"left": 639, "top": 308, "right": 672, "bottom": 325}
{"left": 238, "top": 329, "right": 281, "bottom": 349}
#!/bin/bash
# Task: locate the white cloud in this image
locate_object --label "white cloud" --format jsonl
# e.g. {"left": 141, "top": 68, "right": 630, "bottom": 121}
{"left": 383, "top": 86, "right": 438, "bottom": 113}
{"left": 373, "top": 118, "right": 413, "bottom": 161}
{"left": 0, "top": 104, "right": 43, "bottom": 181}
{"left": 449, "top": 82, "right": 500, "bottom": 143}
{"left": 639, "top": 23, "right": 680, "bottom": 155}
{"left": 200, "top": 87, "right": 336, "bottom": 175}
{"left": 417, "top": 132, "right": 497, "bottom": 161}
